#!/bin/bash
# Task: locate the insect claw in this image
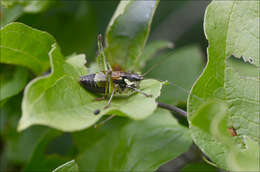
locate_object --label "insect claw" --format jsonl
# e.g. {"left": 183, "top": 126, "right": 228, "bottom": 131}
{"left": 104, "top": 104, "right": 110, "bottom": 109}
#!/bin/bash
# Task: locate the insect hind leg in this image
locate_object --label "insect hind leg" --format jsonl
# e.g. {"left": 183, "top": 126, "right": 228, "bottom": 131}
{"left": 104, "top": 84, "right": 116, "bottom": 109}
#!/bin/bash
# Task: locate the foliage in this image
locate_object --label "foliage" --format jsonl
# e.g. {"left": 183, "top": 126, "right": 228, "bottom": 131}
{"left": 188, "top": 1, "right": 259, "bottom": 171}
{"left": 105, "top": 0, "right": 159, "bottom": 71}
{"left": 53, "top": 160, "right": 79, "bottom": 172}
{"left": 1, "top": 0, "right": 51, "bottom": 27}
{"left": 0, "top": 22, "right": 56, "bottom": 75}
{"left": 145, "top": 45, "right": 204, "bottom": 105}
{"left": 73, "top": 109, "right": 192, "bottom": 171}
{"left": 0, "top": 0, "right": 258, "bottom": 171}
{"left": 0, "top": 65, "right": 29, "bottom": 104}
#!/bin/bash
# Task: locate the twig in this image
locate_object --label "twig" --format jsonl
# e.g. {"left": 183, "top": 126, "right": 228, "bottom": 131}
{"left": 157, "top": 102, "right": 187, "bottom": 118}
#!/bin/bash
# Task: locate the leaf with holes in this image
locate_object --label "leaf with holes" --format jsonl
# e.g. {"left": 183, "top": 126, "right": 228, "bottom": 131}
{"left": 188, "top": 1, "right": 259, "bottom": 171}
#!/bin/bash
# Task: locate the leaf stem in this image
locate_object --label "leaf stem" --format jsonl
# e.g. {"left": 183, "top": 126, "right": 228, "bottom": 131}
{"left": 157, "top": 102, "right": 187, "bottom": 118}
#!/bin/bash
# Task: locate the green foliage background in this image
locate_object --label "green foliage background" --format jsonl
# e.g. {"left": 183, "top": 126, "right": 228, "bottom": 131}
{"left": 0, "top": 0, "right": 259, "bottom": 172}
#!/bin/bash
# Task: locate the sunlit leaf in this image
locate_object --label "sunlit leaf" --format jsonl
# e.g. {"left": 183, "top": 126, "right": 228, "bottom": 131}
{"left": 53, "top": 160, "right": 79, "bottom": 172}
{"left": 0, "top": 22, "right": 56, "bottom": 75}
{"left": 190, "top": 100, "right": 259, "bottom": 171}
{"left": 188, "top": 1, "right": 259, "bottom": 170}
{"left": 19, "top": 44, "right": 162, "bottom": 131}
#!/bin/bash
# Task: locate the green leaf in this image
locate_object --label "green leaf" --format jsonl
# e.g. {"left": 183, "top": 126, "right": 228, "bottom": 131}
{"left": 225, "top": 57, "right": 259, "bottom": 142}
{"left": 0, "top": 95, "right": 49, "bottom": 166}
{"left": 0, "top": 22, "right": 56, "bottom": 75}
{"left": 137, "top": 40, "right": 174, "bottom": 71}
{"left": 105, "top": 0, "right": 159, "bottom": 71}
{"left": 6, "top": 126, "right": 49, "bottom": 166}
{"left": 145, "top": 45, "right": 204, "bottom": 105}
{"left": 23, "top": 130, "right": 70, "bottom": 172}
{"left": 190, "top": 100, "right": 259, "bottom": 171}
{"left": 53, "top": 160, "right": 79, "bottom": 172}
{"left": 73, "top": 109, "right": 192, "bottom": 171}
{"left": 1, "top": 0, "right": 51, "bottom": 27}
{"left": 0, "top": 64, "right": 29, "bottom": 103}
{"left": 227, "top": 136, "right": 260, "bottom": 171}
{"left": 19, "top": 44, "right": 162, "bottom": 132}
{"left": 188, "top": 1, "right": 259, "bottom": 170}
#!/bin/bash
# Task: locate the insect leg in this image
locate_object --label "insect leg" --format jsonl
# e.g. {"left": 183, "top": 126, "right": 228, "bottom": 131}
{"left": 97, "top": 34, "right": 112, "bottom": 71}
{"left": 127, "top": 86, "right": 153, "bottom": 98}
{"left": 104, "top": 85, "right": 116, "bottom": 109}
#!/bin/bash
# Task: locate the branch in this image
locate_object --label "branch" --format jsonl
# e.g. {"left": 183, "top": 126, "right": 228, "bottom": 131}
{"left": 157, "top": 102, "right": 187, "bottom": 118}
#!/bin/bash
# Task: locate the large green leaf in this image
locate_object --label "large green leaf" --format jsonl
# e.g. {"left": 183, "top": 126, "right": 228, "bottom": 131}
{"left": 190, "top": 100, "right": 259, "bottom": 171}
{"left": 23, "top": 130, "right": 70, "bottom": 172}
{"left": 0, "top": 64, "right": 29, "bottom": 103}
{"left": 73, "top": 109, "right": 192, "bottom": 171}
{"left": 225, "top": 57, "right": 259, "bottom": 142}
{"left": 188, "top": 1, "right": 259, "bottom": 170}
{"left": 18, "top": 44, "right": 162, "bottom": 132}
{"left": 0, "top": 95, "right": 49, "bottom": 167}
{"left": 53, "top": 160, "right": 79, "bottom": 172}
{"left": 0, "top": 22, "right": 56, "bottom": 75}
{"left": 105, "top": 0, "right": 159, "bottom": 71}
{"left": 145, "top": 45, "right": 204, "bottom": 105}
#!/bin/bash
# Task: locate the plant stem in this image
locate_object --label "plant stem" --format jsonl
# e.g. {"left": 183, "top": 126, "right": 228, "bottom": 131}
{"left": 157, "top": 102, "right": 187, "bottom": 118}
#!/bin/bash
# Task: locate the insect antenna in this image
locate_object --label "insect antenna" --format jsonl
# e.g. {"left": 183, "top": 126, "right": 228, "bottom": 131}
{"left": 163, "top": 80, "right": 203, "bottom": 103}
{"left": 97, "top": 34, "right": 112, "bottom": 71}
{"left": 142, "top": 52, "right": 204, "bottom": 103}
{"left": 94, "top": 115, "right": 115, "bottom": 128}
{"left": 142, "top": 51, "right": 173, "bottom": 77}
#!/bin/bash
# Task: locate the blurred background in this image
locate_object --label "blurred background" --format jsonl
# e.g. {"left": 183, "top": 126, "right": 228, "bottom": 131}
{"left": 1, "top": 0, "right": 223, "bottom": 171}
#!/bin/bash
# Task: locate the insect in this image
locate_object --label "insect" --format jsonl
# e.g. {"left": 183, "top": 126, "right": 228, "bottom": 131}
{"left": 79, "top": 35, "right": 152, "bottom": 113}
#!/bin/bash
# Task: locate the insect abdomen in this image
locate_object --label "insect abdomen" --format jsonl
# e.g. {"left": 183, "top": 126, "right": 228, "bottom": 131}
{"left": 80, "top": 74, "right": 105, "bottom": 93}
